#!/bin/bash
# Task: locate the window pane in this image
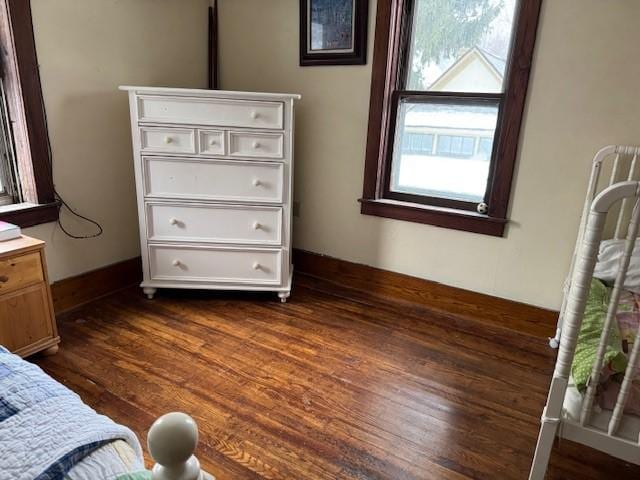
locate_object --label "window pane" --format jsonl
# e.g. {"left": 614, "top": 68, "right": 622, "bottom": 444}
{"left": 390, "top": 99, "right": 499, "bottom": 203}
{"left": 478, "top": 137, "right": 494, "bottom": 160}
{"left": 405, "top": 0, "right": 518, "bottom": 93}
{"left": 0, "top": 78, "right": 18, "bottom": 204}
{"left": 402, "top": 132, "right": 434, "bottom": 155}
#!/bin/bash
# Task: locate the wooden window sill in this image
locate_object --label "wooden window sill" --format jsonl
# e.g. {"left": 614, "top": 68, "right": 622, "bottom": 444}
{"left": 0, "top": 201, "right": 60, "bottom": 228}
{"left": 359, "top": 198, "right": 507, "bottom": 236}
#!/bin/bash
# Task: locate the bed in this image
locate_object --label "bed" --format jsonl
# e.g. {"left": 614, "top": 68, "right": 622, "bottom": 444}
{"left": 0, "top": 346, "right": 214, "bottom": 480}
{"left": 530, "top": 145, "right": 640, "bottom": 479}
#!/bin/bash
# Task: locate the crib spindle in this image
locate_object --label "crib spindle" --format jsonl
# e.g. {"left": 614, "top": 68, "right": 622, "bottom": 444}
{"left": 552, "top": 157, "right": 604, "bottom": 348}
{"left": 148, "top": 412, "right": 215, "bottom": 480}
{"left": 580, "top": 198, "right": 640, "bottom": 426}
{"left": 608, "top": 318, "right": 640, "bottom": 436}
{"left": 614, "top": 153, "right": 638, "bottom": 239}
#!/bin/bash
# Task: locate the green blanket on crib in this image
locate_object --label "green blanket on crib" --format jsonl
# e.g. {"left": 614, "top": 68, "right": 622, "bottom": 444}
{"left": 571, "top": 278, "right": 628, "bottom": 392}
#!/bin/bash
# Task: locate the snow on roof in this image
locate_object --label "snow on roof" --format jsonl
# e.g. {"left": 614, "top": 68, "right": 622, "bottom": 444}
{"left": 476, "top": 47, "right": 507, "bottom": 77}
{"left": 404, "top": 103, "right": 498, "bottom": 131}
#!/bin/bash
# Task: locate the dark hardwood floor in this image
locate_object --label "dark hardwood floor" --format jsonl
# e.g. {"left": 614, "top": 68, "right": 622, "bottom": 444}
{"left": 35, "top": 274, "right": 640, "bottom": 479}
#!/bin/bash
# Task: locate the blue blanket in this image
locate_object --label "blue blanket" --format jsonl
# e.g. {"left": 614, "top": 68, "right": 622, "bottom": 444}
{"left": 0, "top": 347, "right": 143, "bottom": 480}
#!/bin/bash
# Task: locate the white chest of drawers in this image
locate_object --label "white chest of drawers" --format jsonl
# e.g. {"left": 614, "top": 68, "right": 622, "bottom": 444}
{"left": 120, "top": 86, "right": 300, "bottom": 302}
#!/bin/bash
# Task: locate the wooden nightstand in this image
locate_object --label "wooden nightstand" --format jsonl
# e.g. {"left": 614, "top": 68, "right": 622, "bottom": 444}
{"left": 0, "top": 235, "right": 59, "bottom": 357}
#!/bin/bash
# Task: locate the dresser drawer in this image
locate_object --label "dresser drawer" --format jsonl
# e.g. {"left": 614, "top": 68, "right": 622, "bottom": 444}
{"left": 149, "top": 245, "right": 282, "bottom": 285}
{"left": 147, "top": 203, "right": 283, "bottom": 245}
{"left": 0, "top": 252, "right": 43, "bottom": 296}
{"left": 229, "top": 131, "right": 284, "bottom": 159}
{"left": 140, "top": 127, "right": 196, "bottom": 154}
{"left": 137, "top": 95, "right": 284, "bottom": 130}
{"left": 143, "top": 157, "right": 284, "bottom": 204}
{"left": 198, "top": 130, "right": 225, "bottom": 156}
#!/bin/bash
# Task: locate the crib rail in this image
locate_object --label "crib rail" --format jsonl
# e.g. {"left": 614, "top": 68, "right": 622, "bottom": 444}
{"left": 552, "top": 145, "right": 640, "bottom": 348}
{"left": 530, "top": 179, "right": 640, "bottom": 480}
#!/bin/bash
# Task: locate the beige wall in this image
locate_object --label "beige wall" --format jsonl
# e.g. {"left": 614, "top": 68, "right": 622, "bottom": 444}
{"left": 218, "top": 0, "right": 640, "bottom": 310}
{"left": 23, "top": 0, "right": 640, "bottom": 310}
{"left": 25, "top": 0, "right": 209, "bottom": 281}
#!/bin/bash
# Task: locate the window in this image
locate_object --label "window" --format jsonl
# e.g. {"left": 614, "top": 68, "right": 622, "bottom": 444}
{"left": 0, "top": 77, "right": 19, "bottom": 206}
{"left": 361, "top": 0, "right": 542, "bottom": 236}
{"left": 0, "top": 0, "right": 57, "bottom": 227}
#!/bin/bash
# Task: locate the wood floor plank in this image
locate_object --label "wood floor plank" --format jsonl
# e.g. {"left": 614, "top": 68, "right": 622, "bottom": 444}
{"left": 33, "top": 275, "right": 640, "bottom": 479}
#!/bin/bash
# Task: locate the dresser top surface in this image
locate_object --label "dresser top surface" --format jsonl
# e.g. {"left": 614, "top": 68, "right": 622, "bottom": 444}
{"left": 0, "top": 235, "right": 44, "bottom": 257}
{"left": 119, "top": 86, "right": 301, "bottom": 101}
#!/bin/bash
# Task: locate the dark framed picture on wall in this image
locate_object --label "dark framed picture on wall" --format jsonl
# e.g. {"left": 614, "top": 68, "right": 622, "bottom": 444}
{"left": 300, "top": 0, "right": 368, "bottom": 66}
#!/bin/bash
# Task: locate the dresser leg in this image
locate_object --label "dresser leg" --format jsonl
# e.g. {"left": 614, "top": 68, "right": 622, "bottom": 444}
{"left": 143, "top": 287, "right": 157, "bottom": 300}
{"left": 278, "top": 291, "right": 290, "bottom": 303}
{"left": 42, "top": 344, "right": 59, "bottom": 356}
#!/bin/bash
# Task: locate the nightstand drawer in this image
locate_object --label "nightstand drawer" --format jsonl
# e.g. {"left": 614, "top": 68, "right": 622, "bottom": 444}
{"left": 0, "top": 252, "right": 43, "bottom": 296}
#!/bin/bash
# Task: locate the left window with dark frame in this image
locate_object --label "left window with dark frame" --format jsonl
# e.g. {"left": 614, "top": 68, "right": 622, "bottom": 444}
{"left": 0, "top": 0, "right": 58, "bottom": 227}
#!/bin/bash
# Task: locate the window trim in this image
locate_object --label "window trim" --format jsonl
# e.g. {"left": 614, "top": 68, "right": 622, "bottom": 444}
{"left": 0, "top": 0, "right": 58, "bottom": 227}
{"left": 360, "top": 0, "right": 543, "bottom": 237}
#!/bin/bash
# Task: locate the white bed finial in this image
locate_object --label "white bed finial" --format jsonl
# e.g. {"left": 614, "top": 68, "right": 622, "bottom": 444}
{"left": 148, "top": 412, "right": 214, "bottom": 480}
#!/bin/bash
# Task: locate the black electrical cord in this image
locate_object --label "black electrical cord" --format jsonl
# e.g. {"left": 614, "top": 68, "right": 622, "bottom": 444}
{"left": 53, "top": 190, "right": 103, "bottom": 239}
{"left": 40, "top": 93, "right": 103, "bottom": 239}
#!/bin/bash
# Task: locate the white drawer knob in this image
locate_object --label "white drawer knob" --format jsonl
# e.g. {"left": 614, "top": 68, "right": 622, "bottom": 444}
{"left": 252, "top": 178, "right": 261, "bottom": 187}
{"left": 169, "top": 217, "right": 178, "bottom": 225}
{"left": 252, "top": 141, "right": 261, "bottom": 149}
{"left": 252, "top": 221, "right": 261, "bottom": 230}
{"left": 209, "top": 139, "right": 217, "bottom": 146}
{"left": 250, "top": 111, "right": 259, "bottom": 119}
{"left": 252, "top": 262, "right": 261, "bottom": 270}
{"left": 172, "top": 259, "right": 181, "bottom": 267}
{"left": 164, "top": 136, "right": 173, "bottom": 144}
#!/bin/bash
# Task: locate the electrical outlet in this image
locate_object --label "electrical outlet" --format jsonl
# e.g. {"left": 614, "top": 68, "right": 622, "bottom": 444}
{"left": 293, "top": 201, "right": 301, "bottom": 218}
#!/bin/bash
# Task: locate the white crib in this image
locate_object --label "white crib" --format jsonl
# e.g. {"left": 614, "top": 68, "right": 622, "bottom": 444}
{"left": 530, "top": 145, "right": 640, "bottom": 478}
